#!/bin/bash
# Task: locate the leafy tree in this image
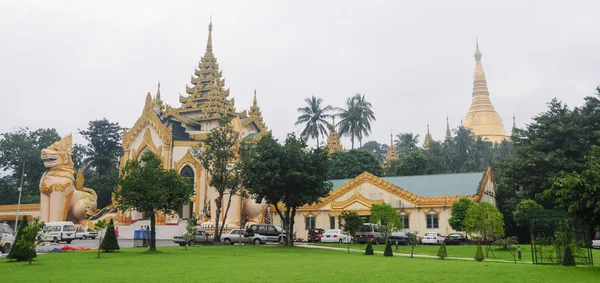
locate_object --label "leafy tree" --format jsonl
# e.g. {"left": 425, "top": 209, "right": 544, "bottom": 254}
{"left": 396, "top": 150, "right": 428, "bottom": 176}
{"left": 192, "top": 121, "right": 242, "bottom": 242}
{"left": 394, "top": 133, "right": 420, "bottom": 156}
{"left": 329, "top": 149, "right": 383, "bottom": 179}
{"left": 448, "top": 197, "right": 475, "bottom": 232}
{"left": 464, "top": 202, "right": 504, "bottom": 257}
{"left": 94, "top": 219, "right": 107, "bottom": 258}
{"left": 359, "top": 141, "right": 387, "bottom": 162}
{"left": 365, "top": 239, "right": 374, "bottom": 255}
{"left": 437, "top": 241, "right": 447, "bottom": 259}
{"left": 0, "top": 127, "right": 61, "bottom": 204}
{"left": 78, "top": 118, "right": 124, "bottom": 175}
{"left": 184, "top": 214, "right": 199, "bottom": 250}
{"left": 423, "top": 140, "right": 449, "bottom": 174}
{"left": 562, "top": 246, "right": 575, "bottom": 266}
{"left": 295, "top": 96, "right": 333, "bottom": 147}
{"left": 7, "top": 215, "right": 28, "bottom": 260}
{"left": 512, "top": 199, "right": 543, "bottom": 227}
{"left": 383, "top": 159, "right": 401, "bottom": 177}
{"left": 474, "top": 242, "right": 485, "bottom": 261}
{"left": 340, "top": 211, "right": 363, "bottom": 252}
{"left": 100, "top": 219, "right": 119, "bottom": 252}
{"left": 338, "top": 94, "right": 376, "bottom": 149}
{"left": 0, "top": 176, "right": 18, "bottom": 205}
{"left": 117, "top": 151, "right": 194, "bottom": 252}
{"left": 241, "top": 133, "right": 331, "bottom": 246}
{"left": 493, "top": 237, "right": 519, "bottom": 250}
{"left": 383, "top": 240, "right": 393, "bottom": 257}
{"left": 370, "top": 203, "right": 402, "bottom": 239}
{"left": 7, "top": 216, "right": 43, "bottom": 264}
{"left": 548, "top": 145, "right": 600, "bottom": 228}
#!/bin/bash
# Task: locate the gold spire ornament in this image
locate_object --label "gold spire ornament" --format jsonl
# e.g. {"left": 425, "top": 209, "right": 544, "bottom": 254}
{"left": 462, "top": 40, "right": 509, "bottom": 143}
{"left": 326, "top": 117, "right": 343, "bottom": 154}
{"left": 383, "top": 133, "right": 398, "bottom": 167}
{"left": 154, "top": 81, "right": 165, "bottom": 114}
{"left": 423, "top": 123, "right": 433, "bottom": 150}
{"left": 445, "top": 117, "right": 452, "bottom": 141}
{"left": 248, "top": 88, "right": 266, "bottom": 130}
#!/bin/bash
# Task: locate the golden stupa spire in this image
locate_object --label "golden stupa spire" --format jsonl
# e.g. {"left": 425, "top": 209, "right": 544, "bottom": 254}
{"left": 326, "top": 116, "right": 343, "bottom": 154}
{"left": 445, "top": 116, "right": 452, "bottom": 141}
{"left": 463, "top": 39, "right": 509, "bottom": 143}
{"left": 207, "top": 16, "right": 213, "bottom": 52}
{"left": 248, "top": 88, "right": 266, "bottom": 129}
{"left": 154, "top": 81, "right": 165, "bottom": 113}
{"left": 253, "top": 88, "right": 257, "bottom": 106}
{"left": 383, "top": 133, "right": 398, "bottom": 167}
{"left": 423, "top": 122, "right": 433, "bottom": 150}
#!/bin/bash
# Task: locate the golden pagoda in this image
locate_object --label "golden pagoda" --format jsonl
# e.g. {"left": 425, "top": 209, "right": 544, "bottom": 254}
{"left": 423, "top": 123, "right": 433, "bottom": 149}
{"left": 248, "top": 88, "right": 267, "bottom": 130}
{"left": 326, "top": 117, "right": 343, "bottom": 154}
{"left": 383, "top": 133, "right": 398, "bottom": 166}
{"left": 462, "top": 40, "right": 509, "bottom": 143}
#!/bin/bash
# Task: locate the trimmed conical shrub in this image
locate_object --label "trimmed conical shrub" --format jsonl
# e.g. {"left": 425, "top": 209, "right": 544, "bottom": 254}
{"left": 7, "top": 216, "right": 35, "bottom": 261}
{"left": 562, "top": 245, "right": 576, "bottom": 266}
{"left": 383, "top": 240, "right": 393, "bottom": 257}
{"left": 475, "top": 242, "right": 485, "bottom": 261}
{"left": 100, "top": 219, "right": 120, "bottom": 252}
{"left": 437, "top": 241, "right": 447, "bottom": 259}
{"left": 365, "top": 239, "right": 374, "bottom": 255}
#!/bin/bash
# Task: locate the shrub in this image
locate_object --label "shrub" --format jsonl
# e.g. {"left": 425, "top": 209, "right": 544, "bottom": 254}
{"left": 437, "top": 241, "right": 448, "bottom": 259}
{"left": 244, "top": 227, "right": 254, "bottom": 237}
{"left": 383, "top": 240, "right": 393, "bottom": 257}
{"left": 365, "top": 239, "right": 374, "bottom": 255}
{"left": 475, "top": 242, "right": 485, "bottom": 261}
{"left": 100, "top": 219, "right": 120, "bottom": 252}
{"left": 562, "top": 245, "right": 575, "bottom": 266}
{"left": 7, "top": 216, "right": 39, "bottom": 262}
{"left": 7, "top": 216, "right": 28, "bottom": 260}
{"left": 493, "top": 236, "right": 518, "bottom": 250}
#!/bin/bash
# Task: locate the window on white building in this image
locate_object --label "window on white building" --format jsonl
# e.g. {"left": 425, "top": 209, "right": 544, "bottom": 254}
{"left": 330, "top": 216, "right": 335, "bottom": 229}
{"left": 426, "top": 213, "right": 439, "bottom": 229}
{"left": 305, "top": 216, "right": 316, "bottom": 230}
{"left": 401, "top": 214, "right": 409, "bottom": 229}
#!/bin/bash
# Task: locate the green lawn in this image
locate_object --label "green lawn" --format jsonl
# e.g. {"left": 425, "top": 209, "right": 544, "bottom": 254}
{"left": 2, "top": 246, "right": 600, "bottom": 282}
{"left": 318, "top": 243, "right": 600, "bottom": 264}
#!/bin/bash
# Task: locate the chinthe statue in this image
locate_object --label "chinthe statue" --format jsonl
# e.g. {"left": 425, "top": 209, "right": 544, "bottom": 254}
{"left": 39, "top": 135, "right": 98, "bottom": 224}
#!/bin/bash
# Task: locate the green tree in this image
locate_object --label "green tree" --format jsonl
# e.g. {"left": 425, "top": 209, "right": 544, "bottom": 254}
{"left": 365, "top": 239, "right": 374, "bottom": 255}
{"left": 549, "top": 145, "right": 600, "bottom": 227}
{"left": 295, "top": 96, "right": 333, "bottom": 147}
{"left": 340, "top": 210, "right": 363, "bottom": 252}
{"left": 512, "top": 199, "right": 543, "bottom": 227}
{"left": 78, "top": 118, "right": 124, "bottom": 175}
{"left": 448, "top": 197, "right": 476, "bottom": 232}
{"left": 475, "top": 242, "right": 485, "bottom": 261}
{"left": 100, "top": 219, "right": 120, "bottom": 252}
{"left": 0, "top": 176, "right": 18, "bottom": 205}
{"left": 437, "top": 241, "right": 448, "bottom": 259}
{"left": 7, "top": 216, "right": 43, "bottom": 264}
{"left": 383, "top": 240, "right": 393, "bottom": 257}
{"left": 117, "top": 151, "right": 194, "bottom": 252}
{"left": 192, "top": 121, "right": 242, "bottom": 242}
{"left": 423, "top": 140, "right": 449, "bottom": 174}
{"left": 7, "top": 215, "right": 28, "bottom": 260}
{"left": 394, "top": 133, "right": 420, "bottom": 156}
{"left": 359, "top": 141, "right": 387, "bottom": 162}
{"left": 370, "top": 203, "right": 402, "bottom": 239}
{"left": 328, "top": 149, "right": 383, "bottom": 179}
{"left": 94, "top": 219, "right": 107, "bottom": 258}
{"left": 184, "top": 214, "right": 199, "bottom": 250}
{"left": 464, "top": 202, "right": 504, "bottom": 257}
{"left": 0, "top": 127, "right": 61, "bottom": 204}
{"left": 240, "top": 133, "right": 331, "bottom": 246}
{"left": 396, "top": 150, "right": 428, "bottom": 176}
{"left": 338, "top": 94, "right": 376, "bottom": 149}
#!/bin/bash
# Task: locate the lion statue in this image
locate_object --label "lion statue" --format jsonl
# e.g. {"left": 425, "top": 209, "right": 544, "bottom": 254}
{"left": 39, "top": 135, "right": 98, "bottom": 224}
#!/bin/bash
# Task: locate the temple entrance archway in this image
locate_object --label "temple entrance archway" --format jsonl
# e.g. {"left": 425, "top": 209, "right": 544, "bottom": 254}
{"left": 179, "top": 165, "right": 195, "bottom": 219}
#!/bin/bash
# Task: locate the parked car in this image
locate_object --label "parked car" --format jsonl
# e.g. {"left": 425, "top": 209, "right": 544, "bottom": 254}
{"left": 220, "top": 229, "right": 268, "bottom": 245}
{"left": 388, "top": 231, "right": 415, "bottom": 245}
{"left": 173, "top": 228, "right": 213, "bottom": 246}
{"left": 355, "top": 223, "right": 387, "bottom": 244}
{"left": 248, "top": 224, "right": 287, "bottom": 243}
{"left": 41, "top": 221, "right": 76, "bottom": 244}
{"left": 444, "top": 233, "right": 469, "bottom": 245}
{"left": 422, "top": 232, "right": 444, "bottom": 245}
{"left": 307, "top": 228, "right": 325, "bottom": 243}
{"left": 0, "top": 221, "right": 15, "bottom": 253}
{"left": 75, "top": 228, "right": 98, "bottom": 240}
{"left": 592, "top": 231, "right": 600, "bottom": 249}
{"left": 320, "top": 229, "right": 352, "bottom": 244}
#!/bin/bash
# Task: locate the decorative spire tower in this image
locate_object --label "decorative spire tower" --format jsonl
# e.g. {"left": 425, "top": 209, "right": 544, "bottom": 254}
{"left": 326, "top": 117, "right": 343, "bottom": 154}
{"left": 423, "top": 123, "right": 433, "bottom": 150}
{"left": 154, "top": 81, "right": 165, "bottom": 114}
{"left": 248, "top": 88, "right": 267, "bottom": 130}
{"left": 383, "top": 133, "right": 398, "bottom": 167}
{"left": 445, "top": 117, "right": 452, "bottom": 141}
{"left": 462, "top": 40, "right": 509, "bottom": 143}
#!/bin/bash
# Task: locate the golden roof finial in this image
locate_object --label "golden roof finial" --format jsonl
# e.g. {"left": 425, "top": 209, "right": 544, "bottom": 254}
{"left": 207, "top": 17, "right": 213, "bottom": 52}
{"left": 445, "top": 116, "right": 452, "bottom": 140}
{"left": 427, "top": 122, "right": 430, "bottom": 134}
{"left": 253, "top": 88, "right": 257, "bottom": 106}
{"left": 513, "top": 112, "right": 516, "bottom": 129}
{"left": 390, "top": 132, "right": 393, "bottom": 147}
{"left": 475, "top": 37, "right": 482, "bottom": 60}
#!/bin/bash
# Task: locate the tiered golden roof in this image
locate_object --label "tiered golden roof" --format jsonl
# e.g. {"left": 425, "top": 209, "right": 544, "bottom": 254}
{"left": 326, "top": 117, "right": 343, "bottom": 154}
{"left": 423, "top": 123, "right": 433, "bottom": 149}
{"left": 383, "top": 133, "right": 398, "bottom": 166}
{"left": 248, "top": 89, "right": 266, "bottom": 130}
{"left": 177, "top": 20, "right": 237, "bottom": 120}
{"left": 462, "top": 40, "right": 508, "bottom": 143}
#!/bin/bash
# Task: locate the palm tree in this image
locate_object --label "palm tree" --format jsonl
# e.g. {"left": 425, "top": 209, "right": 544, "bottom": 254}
{"left": 295, "top": 96, "right": 333, "bottom": 147}
{"left": 338, "top": 94, "right": 376, "bottom": 149}
{"left": 394, "top": 133, "right": 420, "bottom": 155}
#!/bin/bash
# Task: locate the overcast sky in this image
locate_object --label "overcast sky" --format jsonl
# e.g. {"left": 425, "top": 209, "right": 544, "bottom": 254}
{"left": 1, "top": 0, "right": 599, "bottom": 148}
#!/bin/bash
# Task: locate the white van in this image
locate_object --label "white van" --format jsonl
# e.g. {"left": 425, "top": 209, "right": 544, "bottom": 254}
{"left": 1, "top": 222, "right": 15, "bottom": 253}
{"left": 42, "top": 221, "right": 76, "bottom": 244}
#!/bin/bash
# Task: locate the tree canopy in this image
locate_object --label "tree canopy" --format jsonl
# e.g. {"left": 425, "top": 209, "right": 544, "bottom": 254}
{"left": 295, "top": 96, "right": 333, "bottom": 147}
{"left": 328, "top": 149, "right": 383, "bottom": 179}
{"left": 116, "top": 151, "right": 194, "bottom": 252}
{"left": 370, "top": 203, "right": 402, "bottom": 238}
{"left": 448, "top": 197, "right": 475, "bottom": 232}
{"left": 338, "top": 94, "right": 375, "bottom": 149}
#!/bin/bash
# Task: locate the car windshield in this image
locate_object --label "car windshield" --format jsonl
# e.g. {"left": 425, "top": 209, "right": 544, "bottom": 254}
{"left": 359, "top": 225, "right": 372, "bottom": 232}
{"left": 274, "top": 226, "right": 283, "bottom": 233}
{"left": 63, "top": 225, "right": 75, "bottom": 231}
{"left": 325, "top": 230, "right": 338, "bottom": 234}
{"left": 424, "top": 233, "right": 436, "bottom": 236}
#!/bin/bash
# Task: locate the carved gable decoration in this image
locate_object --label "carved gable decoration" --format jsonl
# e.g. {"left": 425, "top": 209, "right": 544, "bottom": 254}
{"left": 123, "top": 93, "right": 172, "bottom": 151}
{"left": 132, "top": 128, "right": 163, "bottom": 160}
{"left": 331, "top": 188, "right": 384, "bottom": 211}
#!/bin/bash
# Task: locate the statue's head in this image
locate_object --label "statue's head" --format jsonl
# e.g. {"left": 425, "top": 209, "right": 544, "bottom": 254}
{"left": 41, "top": 135, "right": 74, "bottom": 169}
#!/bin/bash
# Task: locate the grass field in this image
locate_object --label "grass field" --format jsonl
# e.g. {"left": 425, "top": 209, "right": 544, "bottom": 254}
{"left": 2, "top": 245, "right": 600, "bottom": 282}
{"left": 318, "top": 243, "right": 600, "bottom": 264}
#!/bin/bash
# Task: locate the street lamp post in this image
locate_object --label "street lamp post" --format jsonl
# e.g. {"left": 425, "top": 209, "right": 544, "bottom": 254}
{"left": 14, "top": 160, "right": 26, "bottom": 232}
{"left": 238, "top": 188, "right": 243, "bottom": 245}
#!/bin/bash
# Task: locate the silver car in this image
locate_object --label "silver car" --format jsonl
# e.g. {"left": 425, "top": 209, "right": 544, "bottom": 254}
{"left": 173, "top": 229, "right": 214, "bottom": 246}
{"left": 220, "top": 229, "right": 268, "bottom": 245}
